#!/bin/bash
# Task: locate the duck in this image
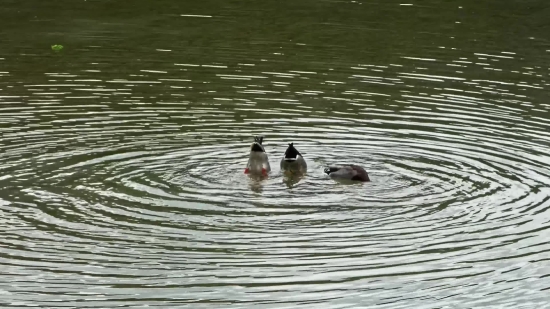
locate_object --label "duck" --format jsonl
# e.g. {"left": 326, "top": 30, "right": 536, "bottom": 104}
{"left": 324, "top": 165, "right": 370, "bottom": 182}
{"left": 280, "top": 143, "right": 307, "bottom": 173}
{"left": 244, "top": 136, "right": 271, "bottom": 176}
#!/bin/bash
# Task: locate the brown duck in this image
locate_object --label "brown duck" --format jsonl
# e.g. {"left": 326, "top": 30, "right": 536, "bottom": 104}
{"left": 324, "top": 165, "right": 370, "bottom": 182}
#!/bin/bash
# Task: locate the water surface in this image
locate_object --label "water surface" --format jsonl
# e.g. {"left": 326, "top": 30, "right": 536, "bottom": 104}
{"left": 1, "top": 0, "right": 550, "bottom": 308}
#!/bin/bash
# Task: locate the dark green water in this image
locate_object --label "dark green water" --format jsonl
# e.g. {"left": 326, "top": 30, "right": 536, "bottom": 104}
{"left": 1, "top": 0, "right": 550, "bottom": 308}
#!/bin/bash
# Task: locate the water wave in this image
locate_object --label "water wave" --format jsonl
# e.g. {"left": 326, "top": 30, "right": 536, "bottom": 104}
{"left": 1, "top": 49, "right": 550, "bottom": 308}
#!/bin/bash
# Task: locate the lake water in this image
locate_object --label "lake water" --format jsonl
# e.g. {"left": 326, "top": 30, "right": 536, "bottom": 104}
{"left": 1, "top": 0, "right": 550, "bottom": 308}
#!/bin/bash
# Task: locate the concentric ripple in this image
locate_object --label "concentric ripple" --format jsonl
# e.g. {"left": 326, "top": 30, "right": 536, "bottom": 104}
{"left": 2, "top": 26, "right": 550, "bottom": 309}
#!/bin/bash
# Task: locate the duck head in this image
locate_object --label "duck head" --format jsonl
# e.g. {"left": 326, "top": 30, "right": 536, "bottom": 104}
{"left": 324, "top": 167, "right": 339, "bottom": 175}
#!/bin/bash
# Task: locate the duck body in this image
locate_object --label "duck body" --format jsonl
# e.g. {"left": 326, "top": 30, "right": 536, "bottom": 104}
{"left": 280, "top": 143, "right": 307, "bottom": 173}
{"left": 245, "top": 136, "right": 271, "bottom": 176}
{"left": 324, "top": 165, "right": 370, "bottom": 182}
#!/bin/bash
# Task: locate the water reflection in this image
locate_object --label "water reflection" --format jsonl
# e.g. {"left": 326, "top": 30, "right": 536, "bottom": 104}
{"left": 247, "top": 174, "right": 268, "bottom": 193}
{"left": 282, "top": 172, "right": 305, "bottom": 189}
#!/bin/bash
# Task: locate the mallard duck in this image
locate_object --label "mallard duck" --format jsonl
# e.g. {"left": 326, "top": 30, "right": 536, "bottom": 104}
{"left": 280, "top": 143, "right": 307, "bottom": 173}
{"left": 244, "top": 136, "right": 271, "bottom": 176}
{"left": 324, "top": 165, "right": 370, "bottom": 182}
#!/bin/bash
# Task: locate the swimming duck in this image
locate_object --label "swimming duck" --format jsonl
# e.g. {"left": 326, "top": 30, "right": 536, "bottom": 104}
{"left": 324, "top": 165, "right": 370, "bottom": 182}
{"left": 244, "top": 136, "right": 271, "bottom": 176}
{"left": 280, "top": 143, "right": 307, "bottom": 173}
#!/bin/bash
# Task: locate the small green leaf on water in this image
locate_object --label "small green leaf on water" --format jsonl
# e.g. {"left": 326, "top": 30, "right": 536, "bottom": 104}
{"left": 51, "top": 44, "right": 64, "bottom": 52}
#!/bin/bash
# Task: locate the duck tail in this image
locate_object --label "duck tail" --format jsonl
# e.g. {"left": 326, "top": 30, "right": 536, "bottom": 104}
{"left": 254, "top": 135, "right": 264, "bottom": 145}
{"left": 285, "top": 142, "right": 304, "bottom": 157}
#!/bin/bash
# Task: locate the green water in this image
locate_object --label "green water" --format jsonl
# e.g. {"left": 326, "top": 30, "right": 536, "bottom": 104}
{"left": 1, "top": 0, "right": 550, "bottom": 308}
